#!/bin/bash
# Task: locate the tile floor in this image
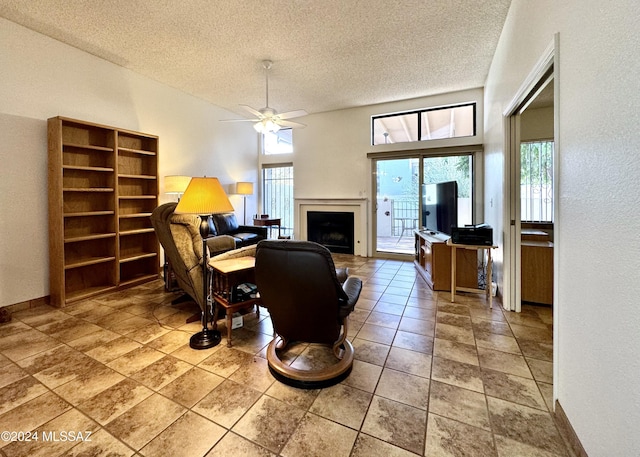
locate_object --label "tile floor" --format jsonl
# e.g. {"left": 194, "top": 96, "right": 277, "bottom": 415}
{"left": 0, "top": 255, "right": 571, "bottom": 457}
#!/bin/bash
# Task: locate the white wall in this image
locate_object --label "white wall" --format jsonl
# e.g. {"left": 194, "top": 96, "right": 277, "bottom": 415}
{"left": 484, "top": 1, "right": 640, "bottom": 455}
{"left": 0, "top": 18, "right": 258, "bottom": 307}
{"left": 281, "top": 88, "right": 484, "bottom": 255}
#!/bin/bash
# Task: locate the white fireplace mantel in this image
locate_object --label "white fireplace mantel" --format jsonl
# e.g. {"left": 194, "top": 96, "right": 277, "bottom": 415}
{"left": 295, "top": 198, "right": 369, "bottom": 257}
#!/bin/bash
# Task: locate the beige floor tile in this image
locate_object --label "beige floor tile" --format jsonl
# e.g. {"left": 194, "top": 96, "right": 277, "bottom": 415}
{"left": 474, "top": 331, "right": 521, "bottom": 355}
{"left": 398, "top": 315, "right": 435, "bottom": 336}
{"left": 309, "top": 383, "right": 372, "bottom": 429}
{"left": 0, "top": 330, "right": 60, "bottom": 362}
{"left": 361, "top": 395, "right": 426, "bottom": 455}
{"left": 478, "top": 346, "right": 532, "bottom": 378}
{"left": 433, "top": 338, "right": 479, "bottom": 366}
{"left": 66, "top": 328, "right": 121, "bottom": 352}
{"left": 205, "top": 431, "right": 277, "bottom": 457}
{"left": 392, "top": 330, "right": 434, "bottom": 354}
{"left": 140, "top": 411, "right": 225, "bottom": 457}
{"left": 0, "top": 363, "right": 27, "bottom": 389}
{"left": 199, "top": 346, "right": 256, "bottom": 378}
{"left": 281, "top": 412, "right": 358, "bottom": 457}
{"left": 384, "top": 346, "right": 432, "bottom": 378}
{"left": 146, "top": 329, "right": 192, "bottom": 353}
{"left": 229, "top": 356, "right": 275, "bottom": 392}
{"left": 63, "top": 428, "right": 135, "bottom": 457}
{"left": 365, "top": 311, "right": 401, "bottom": 329}
{"left": 78, "top": 378, "right": 153, "bottom": 425}
{"left": 264, "top": 381, "right": 321, "bottom": 410}
{"left": 85, "top": 336, "right": 143, "bottom": 364}
{"left": 435, "top": 322, "right": 476, "bottom": 345}
{"left": 130, "top": 354, "right": 192, "bottom": 390}
{"left": 425, "top": 413, "right": 497, "bottom": 456}
{"left": 232, "top": 395, "right": 305, "bottom": 454}
{"left": 528, "top": 357, "right": 554, "bottom": 384}
{"left": 487, "top": 396, "right": 567, "bottom": 455}
{"left": 105, "top": 393, "right": 186, "bottom": 450}
{"left": 375, "top": 367, "right": 430, "bottom": 410}
{"left": 351, "top": 433, "right": 419, "bottom": 457}
{"left": 159, "top": 367, "right": 224, "bottom": 408}
{"left": 429, "top": 380, "right": 491, "bottom": 430}
{"left": 0, "top": 391, "right": 70, "bottom": 441}
{"left": 482, "top": 369, "right": 547, "bottom": 410}
{"left": 351, "top": 338, "right": 390, "bottom": 366}
{"left": 0, "top": 376, "right": 48, "bottom": 415}
{"left": 431, "top": 356, "right": 484, "bottom": 393}
{"left": 355, "top": 323, "right": 397, "bottom": 345}
{"left": 54, "top": 364, "right": 125, "bottom": 404}
{"left": 106, "top": 346, "right": 166, "bottom": 376}
{"left": 340, "top": 359, "right": 383, "bottom": 393}
{"left": 193, "top": 379, "right": 262, "bottom": 428}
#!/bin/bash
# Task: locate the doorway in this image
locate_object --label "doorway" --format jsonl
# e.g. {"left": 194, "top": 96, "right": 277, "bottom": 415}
{"left": 503, "top": 40, "right": 557, "bottom": 314}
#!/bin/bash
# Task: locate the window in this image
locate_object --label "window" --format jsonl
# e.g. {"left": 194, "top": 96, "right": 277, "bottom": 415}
{"left": 262, "top": 164, "right": 294, "bottom": 236}
{"left": 372, "top": 103, "right": 476, "bottom": 145}
{"left": 521, "top": 140, "right": 554, "bottom": 222}
{"left": 263, "top": 128, "right": 293, "bottom": 155}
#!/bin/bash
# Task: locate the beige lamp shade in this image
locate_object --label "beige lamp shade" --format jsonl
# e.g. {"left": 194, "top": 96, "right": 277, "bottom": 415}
{"left": 164, "top": 175, "right": 191, "bottom": 194}
{"left": 174, "top": 177, "right": 234, "bottom": 215}
{"left": 236, "top": 182, "right": 254, "bottom": 195}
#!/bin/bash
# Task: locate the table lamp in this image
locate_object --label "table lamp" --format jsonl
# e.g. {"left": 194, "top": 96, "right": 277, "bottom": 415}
{"left": 175, "top": 177, "right": 234, "bottom": 349}
{"left": 164, "top": 175, "right": 191, "bottom": 201}
{"left": 236, "top": 182, "right": 254, "bottom": 224}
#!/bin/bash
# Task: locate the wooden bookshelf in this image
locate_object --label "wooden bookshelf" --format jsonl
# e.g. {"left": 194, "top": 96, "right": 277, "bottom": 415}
{"left": 48, "top": 116, "right": 160, "bottom": 306}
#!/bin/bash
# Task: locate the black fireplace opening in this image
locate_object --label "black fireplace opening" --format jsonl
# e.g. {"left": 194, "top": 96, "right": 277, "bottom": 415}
{"left": 307, "top": 211, "right": 355, "bottom": 254}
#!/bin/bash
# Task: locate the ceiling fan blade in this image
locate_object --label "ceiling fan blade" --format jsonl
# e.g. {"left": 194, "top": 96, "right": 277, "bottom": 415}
{"left": 276, "top": 109, "right": 308, "bottom": 120}
{"left": 239, "top": 104, "right": 265, "bottom": 119}
{"left": 277, "top": 119, "right": 307, "bottom": 129}
{"left": 220, "top": 118, "right": 257, "bottom": 122}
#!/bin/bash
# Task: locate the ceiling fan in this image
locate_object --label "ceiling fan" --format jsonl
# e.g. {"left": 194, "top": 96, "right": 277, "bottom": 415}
{"left": 222, "top": 60, "right": 308, "bottom": 133}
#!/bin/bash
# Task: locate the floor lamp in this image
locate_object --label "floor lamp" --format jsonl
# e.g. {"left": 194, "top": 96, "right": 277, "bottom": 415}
{"left": 164, "top": 175, "right": 191, "bottom": 201}
{"left": 174, "top": 177, "right": 234, "bottom": 349}
{"left": 236, "top": 182, "right": 254, "bottom": 225}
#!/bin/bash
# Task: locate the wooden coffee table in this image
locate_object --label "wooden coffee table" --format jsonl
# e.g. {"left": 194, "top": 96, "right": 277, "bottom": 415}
{"left": 208, "top": 256, "right": 261, "bottom": 347}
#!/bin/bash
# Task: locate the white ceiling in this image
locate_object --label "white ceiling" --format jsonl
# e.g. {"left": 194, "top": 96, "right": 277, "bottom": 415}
{"left": 0, "top": 0, "right": 512, "bottom": 118}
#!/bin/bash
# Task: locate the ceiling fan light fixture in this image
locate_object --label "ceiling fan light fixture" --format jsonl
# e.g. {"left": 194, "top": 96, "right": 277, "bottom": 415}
{"left": 254, "top": 119, "right": 281, "bottom": 134}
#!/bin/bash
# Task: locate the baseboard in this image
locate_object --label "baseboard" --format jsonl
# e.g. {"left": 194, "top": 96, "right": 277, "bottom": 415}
{"left": 1, "top": 295, "right": 51, "bottom": 314}
{"left": 555, "top": 400, "right": 588, "bottom": 457}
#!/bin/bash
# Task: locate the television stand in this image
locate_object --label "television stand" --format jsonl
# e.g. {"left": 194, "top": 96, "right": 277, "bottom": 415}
{"left": 414, "top": 231, "right": 478, "bottom": 291}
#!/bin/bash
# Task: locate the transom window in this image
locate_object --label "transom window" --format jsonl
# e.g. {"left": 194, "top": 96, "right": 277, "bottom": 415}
{"left": 263, "top": 128, "right": 293, "bottom": 155}
{"left": 372, "top": 103, "right": 476, "bottom": 145}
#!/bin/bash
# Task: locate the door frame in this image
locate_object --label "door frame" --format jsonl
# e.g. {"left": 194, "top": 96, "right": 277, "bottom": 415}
{"left": 502, "top": 36, "right": 557, "bottom": 313}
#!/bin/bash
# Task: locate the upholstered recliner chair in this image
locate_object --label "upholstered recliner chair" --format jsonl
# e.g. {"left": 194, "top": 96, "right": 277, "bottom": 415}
{"left": 151, "top": 202, "right": 237, "bottom": 313}
{"left": 255, "top": 240, "right": 362, "bottom": 388}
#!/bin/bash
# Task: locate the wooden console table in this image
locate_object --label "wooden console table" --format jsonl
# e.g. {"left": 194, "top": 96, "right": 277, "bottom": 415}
{"left": 414, "top": 231, "right": 478, "bottom": 291}
{"left": 446, "top": 239, "right": 497, "bottom": 308}
{"left": 208, "top": 256, "right": 261, "bottom": 347}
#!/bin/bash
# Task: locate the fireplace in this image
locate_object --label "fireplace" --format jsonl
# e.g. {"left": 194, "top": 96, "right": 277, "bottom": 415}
{"left": 307, "top": 211, "right": 354, "bottom": 254}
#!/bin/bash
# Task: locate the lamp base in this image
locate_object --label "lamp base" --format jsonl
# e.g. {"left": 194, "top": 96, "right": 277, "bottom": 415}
{"left": 189, "top": 329, "right": 221, "bottom": 350}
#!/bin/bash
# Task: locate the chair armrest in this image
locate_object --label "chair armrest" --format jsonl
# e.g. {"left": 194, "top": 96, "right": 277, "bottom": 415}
{"left": 236, "top": 225, "right": 268, "bottom": 237}
{"left": 206, "top": 235, "right": 236, "bottom": 257}
{"left": 339, "top": 276, "right": 362, "bottom": 318}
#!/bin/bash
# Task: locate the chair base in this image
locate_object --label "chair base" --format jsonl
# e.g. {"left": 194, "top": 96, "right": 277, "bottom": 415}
{"left": 266, "top": 337, "right": 354, "bottom": 389}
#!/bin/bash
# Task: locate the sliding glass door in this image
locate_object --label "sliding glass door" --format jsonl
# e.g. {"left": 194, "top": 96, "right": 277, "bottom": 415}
{"left": 374, "top": 153, "right": 474, "bottom": 256}
{"left": 375, "top": 158, "right": 420, "bottom": 255}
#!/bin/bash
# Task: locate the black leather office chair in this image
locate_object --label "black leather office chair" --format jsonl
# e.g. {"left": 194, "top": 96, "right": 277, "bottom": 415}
{"left": 255, "top": 240, "right": 362, "bottom": 388}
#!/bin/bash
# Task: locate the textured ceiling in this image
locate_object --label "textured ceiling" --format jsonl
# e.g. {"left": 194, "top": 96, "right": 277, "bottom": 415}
{"left": 0, "top": 0, "right": 512, "bottom": 117}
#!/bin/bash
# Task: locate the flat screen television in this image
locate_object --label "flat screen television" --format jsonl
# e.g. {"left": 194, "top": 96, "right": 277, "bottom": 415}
{"left": 422, "top": 180, "right": 458, "bottom": 235}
